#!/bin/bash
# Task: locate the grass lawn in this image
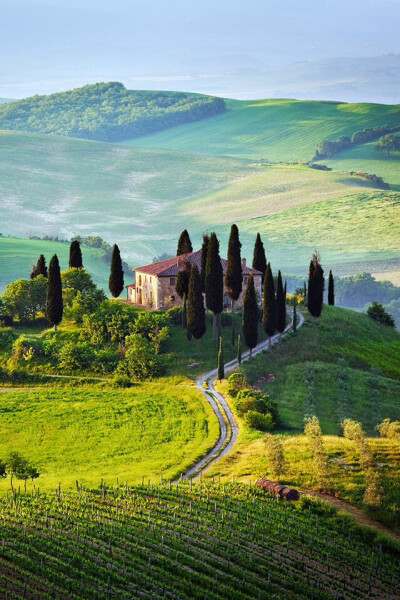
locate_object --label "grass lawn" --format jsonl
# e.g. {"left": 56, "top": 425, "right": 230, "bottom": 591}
{"left": 0, "top": 380, "right": 219, "bottom": 493}
{"left": 122, "top": 97, "right": 400, "bottom": 161}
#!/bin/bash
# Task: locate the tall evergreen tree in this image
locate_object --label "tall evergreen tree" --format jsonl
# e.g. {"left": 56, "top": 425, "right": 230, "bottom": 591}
{"left": 308, "top": 252, "right": 325, "bottom": 323}
{"left": 176, "top": 230, "right": 193, "bottom": 256}
{"left": 205, "top": 232, "right": 223, "bottom": 341}
{"left": 46, "top": 254, "right": 63, "bottom": 331}
{"left": 262, "top": 262, "right": 276, "bottom": 348}
{"left": 30, "top": 254, "right": 47, "bottom": 279}
{"left": 225, "top": 224, "right": 242, "bottom": 311}
{"left": 276, "top": 270, "right": 286, "bottom": 336}
{"left": 293, "top": 297, "right": 297, "bottom": 333}
{"left": 217, "top": 336, "right": 224, "bottom": 381}
{"left": 200, "top": 233, "right": 210, "bottom": 293}
{"left": 109, "top": 244, "right": 124, "bottom": 298}
{"left": 182, "top": 294, "right": 187, "bottom": 329}
{"left": 242, "top": 274, "right": 258, "bottom": 358}
{"left": 69, "top": 240, "right": 83, "bottom": 268}
{"left": 252, "top": 233, "right": 267, "bottom": 281}
{"left": 237, "top": 334, "right": 242, "bottom": 365}
{"left": 328, "top": 270, "right": 335, "bottom": 306}
{"left": 175, "top": 259, "right": 190, "bottom": 299}
{"left": 187, "top": 265, "right": 206, "bottom": 354}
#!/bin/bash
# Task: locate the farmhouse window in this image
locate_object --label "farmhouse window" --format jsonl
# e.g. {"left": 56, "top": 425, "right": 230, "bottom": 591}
{"left": 138, "top": 275, "right": 142, "bottom": 285}
{"left": 170, "top": 277, "right": 175, "bottom": 285}
{"left": 171, "top": 295, "right": 175, "bottom": 301}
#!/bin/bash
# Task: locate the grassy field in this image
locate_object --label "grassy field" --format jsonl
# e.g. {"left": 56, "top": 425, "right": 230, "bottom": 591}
{"left": 321, "top": 140, "right": 400, "bottom": 189}
{"left": 122, "top": 97, "right": 400, "bottom": 161}
{"left": 1, "top": 483, "right": 398, "bottom": 600}
{"left": 206, "top": 306, "right": 400, "bottom": 528}
{"left": 0, "top": 381, "right": 219, "bottom": 492}
{"left": 0, "top": 237, "right": 112, "bottom": 292}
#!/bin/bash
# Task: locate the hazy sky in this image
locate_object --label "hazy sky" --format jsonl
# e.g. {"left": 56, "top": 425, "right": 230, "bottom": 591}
{"left": 1, "top": 0, "right": 399, "bottom": 99}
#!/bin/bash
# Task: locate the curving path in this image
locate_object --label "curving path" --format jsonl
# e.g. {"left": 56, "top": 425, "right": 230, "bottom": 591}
{"left": 181, "top": 309, "right": 305, "bottom": 479}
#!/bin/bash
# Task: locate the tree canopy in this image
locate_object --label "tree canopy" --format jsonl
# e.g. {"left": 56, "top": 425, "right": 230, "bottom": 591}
{"left": 242, "top": 274, "right": 258, "bottom": 356}
{"left": 177, "top": 230, "right": 193, "bottom": 256}
{"left": 224, "top": 224, "right": 242, "bottom": 306}
{"left": 46, "top": 254, "right": 63, "bottom": 329}
{"left": 252, "top": 233, "right": 267, "bottom": 280}
{"left": 0, "top": 82, "right": 226, "bottom": 142}
{"left": 109, "top": 244, "right": 124, "bottom": 298}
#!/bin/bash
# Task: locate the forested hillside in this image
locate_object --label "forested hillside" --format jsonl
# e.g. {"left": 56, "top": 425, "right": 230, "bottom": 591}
{"left": 0, "top": 82, "right": 225, "bottom": 142}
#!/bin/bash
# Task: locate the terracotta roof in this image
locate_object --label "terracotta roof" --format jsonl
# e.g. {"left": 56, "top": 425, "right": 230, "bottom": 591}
{"left": 133, "top": 249, "right": 263, "bottom": 277}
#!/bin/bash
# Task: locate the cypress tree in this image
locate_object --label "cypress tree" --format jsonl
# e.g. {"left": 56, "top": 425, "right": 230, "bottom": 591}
{"left": 31, "top": 254, "right": 47, "bottom": 279}
{"left": 205, "top": 232, "right": 223, "bottom": 341}
{"left": 69, "top": 240, "right": 83, "bottom": 268}
{"left": 109, "top": 244, "right": 124, "bottom": 298}
{"left": 177, "top": 230, "right": 193, "bottom": 255}
{"left": 237, "top": 334, "right": 242, "bottom": 365}
{"left": 308, "top": 252, "right": 325, "bottom": 323}
{"left": 175, "top": 259, "right": 190, "bottom": 299}
{"left": 225, "top": 224, "right": 242, "bottom": 311}
{"left": 252, "top": 233, "right": 267, "bottom": 281}
{"left": 242, "top": 274, "right": 258, "bottom": 358}
{"left": 217, "top": 336, "right": 224, "bottom": 381}
{"left": 276, "top": 270, "right": 286, "bottom": 337}
{"left": 187, "top": 265, "right": 206, "bottom": 354}
{"left": 200, "top": 233, "right": 210, "bottom": 293}
{"left": 293, "top": 296, "right": 297, "bottom": 333}
{"left": 46, "top": 254, "right": 63, "bottom": 331}
{"left": 328, "top": 270, "right": 335, "bottom": 306}
{"left": 182, "top": 294, "right": 187, "bottom": 329}
{"left": 262, "top": 262, "right": 276, "bottom": 348}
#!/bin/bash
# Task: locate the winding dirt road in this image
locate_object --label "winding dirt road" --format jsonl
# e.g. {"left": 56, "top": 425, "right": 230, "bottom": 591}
{"left": 181, "top": 310, "right": 304, "bottom": 479}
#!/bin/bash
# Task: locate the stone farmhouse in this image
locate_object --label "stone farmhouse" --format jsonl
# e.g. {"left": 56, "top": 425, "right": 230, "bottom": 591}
{"left": 126, "top": 249, "right": 262, "bottom": 310}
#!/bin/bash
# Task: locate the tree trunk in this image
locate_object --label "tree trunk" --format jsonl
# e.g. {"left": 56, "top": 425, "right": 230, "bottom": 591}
{"left": 196, "top": 338, "right": 200, "bottom": 357}
{"left": 268, "top": 336, "right": 272, "bottom": 349}
{"left": 212, "top": 313, "right": 217, "bottom": 342}
{"left": 54, "top": 323, "right": 57, "bottom": 332}
{"left": 231, "top": 299, "right": 235, "bottom": 313}
{"left": 249, "top": 347, "right": 252, "bottom": 359}
{"left": 314, "top": 316, "right": 319, "bottom": 325}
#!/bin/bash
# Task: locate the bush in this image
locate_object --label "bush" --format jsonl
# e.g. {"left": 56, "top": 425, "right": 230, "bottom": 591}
{"left": 0, "top": 328, "right": 15, "bottom": 350}
{"left": 112, "top": 374, "right": 132, "bottom": 388}
{"left": 57, "top": 341, "right": 95, "bottom": 370}
{"left": 12, "top": 335, "right": 41, "bottom": 362}
{"left": 367, "top": 301, "right": 395, "bottom": 327}
{"left": 245, "top": 410, "right": 273, "bottom": 431}
{"left": 119, "top": 334, "right": 163, "bottom": 380}
{"left": 92, "top": 348, "right": 120, "bottom": 373}
{"left": 166, "top": 306, "right": 183, "bottom": 325}
{"left": 0, "top": 314, "right": 13, "bottom": 327}
{"left": 227, "top": 372, "right": 247, "bottom": 397}
{"left": 235, "top": 388, "right": 279, "bottom": 424}
{"left": 376, "top": 418, "right": 400, "bottom": 440}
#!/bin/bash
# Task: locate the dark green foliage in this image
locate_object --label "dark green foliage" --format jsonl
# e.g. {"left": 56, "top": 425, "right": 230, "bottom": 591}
{"left": 108, "top": 244, "right": 124, "bottom": 298}
{"left": 237, "top": 334, "right": 242, "bottom": 365}
{"left": 367, "top": 302, "right": 395, "bottom": 328}
{"left": 217, "top": 337, "right": 224, "bottom": 381}
{"left": 231, "top": 322, "right": 235, "bottom": 346}
{"left": 0, "top": 459, "right": 6, "bottom": 478}
{"left": 307, "top": 253, "right": 325, "bottom": 321}
{"left": 375, "top": 134, "right": 400, "bottom": 156}
{"left": 293, "top": 297, "right": 297, "bottom": 333}
{"left": 7, "top": 451, "right": 39, "bottom": 489}
{"left": 235, "top": 388, "right": 279, "bottom": 425}
{"left": 242, "top": 274, "right": 258, "bottom": 355}
{"left": 81, "top": 301, "right": 136, "bottom": 344}
{"left": 200, "top": 233, "right": 209, "bottom": 293}
{"left": 119, "top": 334, "right": 163, "bottom": 380}
{"left": 187, "top": 265, "right": 206, "bottom": 341}
{"left": 276, "top": 270, "right": 286, "bottom": 334}
{"left": 2, "top": 277, "right": 47, "bottom": 321}
{"left": 0, "top": 82, "right": 226, "bottom": 142}
{"left": 227, "top": 372, "right": 246, "bottom": 397}
{"left": 252, "top": 233, "right": 267, "bottom": 280}
{"left": 224, "top": 224, "right": 242, "bottom": 305}
{"left": 313, "top": 124, "right": 400, "bottom": 160}
{"left": 46, "top": 254, "right": 63, "bottom": 329}
{"left": 182, "top": 295, "right": 187, "bottom": 329}
{"left": 328, "top": 270, "right": 335, "bottom": 306}
{"left": 175, "top": 260, "right": 191, "bottom": 299}
{"left": 262, "top": 262, "right": 276, "bottom": 339}
{"left": 176, "top": 230, "right": 193, "bottom": 256}
{"left": 245, "top": 410, "right": 273, "bottom": 431}
{"left": 205, "top": 233, "right": 223, "bottom": 339}
{"left": 69, "top": 240, "right": 83, "bottom": 268}
{"left": 30, "top": 254, "right": 47, "bottom": 279}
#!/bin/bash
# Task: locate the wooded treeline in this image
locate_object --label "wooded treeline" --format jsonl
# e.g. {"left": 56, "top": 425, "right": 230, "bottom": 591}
{"left": 0, "top": 82, "right": 226, "bottom": 142}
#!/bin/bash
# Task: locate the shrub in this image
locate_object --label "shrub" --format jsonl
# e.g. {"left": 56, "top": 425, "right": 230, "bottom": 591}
{"left": 227, "top": 372, "right": 247, "bottom": 397}
{"left": 235, "top": 388, "right": 279, "bottom": 423}
{"left": 57, "top": 341, "right": 95, "bottom": 370}
{"left": 12, "top": 335, "right": 41, "bottom": 362}
{"left": 367, "top": 301, "right": 395, "bottom": 328}
{"left": 112, "top": 374, "right": 132, "bottom": 388}
{"left": 92, "top": 348, "right": 120, "bottom": 373}
{"left": 166, "top": 306, "right": 183, "bottom": 325}
{"left": 119, "top": 334, "right": 163, "bottom": 380}
{"left": 376, "top": 418, "right": 400, "bottom": 441}
{"left": 0, "top": 328, "right": 15, "bottom": 350}
{"left": 245, "top": 410, "right": 273, "bottom": 431}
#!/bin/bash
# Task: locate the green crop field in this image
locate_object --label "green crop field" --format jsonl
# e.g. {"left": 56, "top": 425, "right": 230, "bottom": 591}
{"left": 1, "top": 483, "right": 398, "bottom": 600}
{"left": 0, "top": 237, "right": 112, "bottom": 293}
{"left": 208, "top": 307, "right": 400, "bottom": 528}
{"left": 0, "top": 382, "right": 218, "bottom": 492}
{"left": 122, "top": 97, "right": 400, "bottom": 161}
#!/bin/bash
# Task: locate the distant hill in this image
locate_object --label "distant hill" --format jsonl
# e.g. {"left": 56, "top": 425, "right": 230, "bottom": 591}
{"left": 122, "top": 97, "right": 400, "bottom": 161}
{"left": 0, "top": 82, "right": 225, "bottom": 142}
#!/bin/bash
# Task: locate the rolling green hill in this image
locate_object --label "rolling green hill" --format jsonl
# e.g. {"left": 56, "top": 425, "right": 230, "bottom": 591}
{"left": 122, "top": 97, "right": 400, "bottom": 161}
{"left": 0, "top": 237, "right": 114, "bottom": 293}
